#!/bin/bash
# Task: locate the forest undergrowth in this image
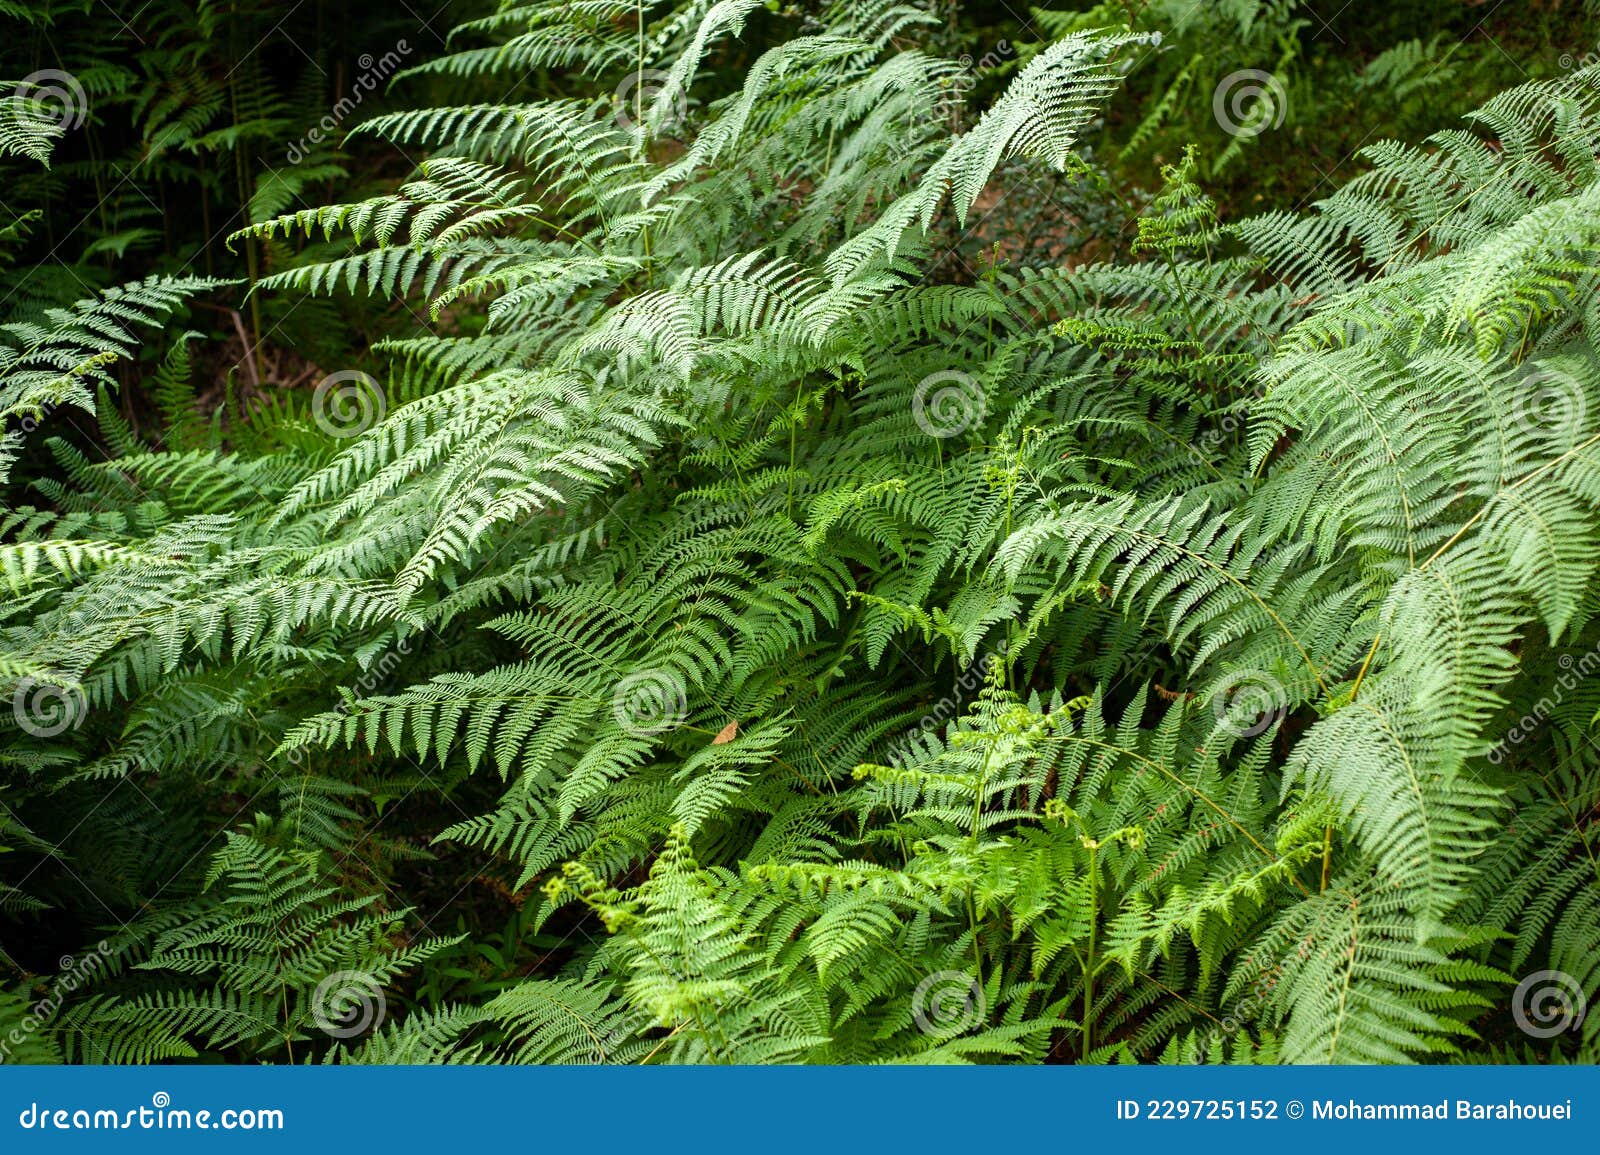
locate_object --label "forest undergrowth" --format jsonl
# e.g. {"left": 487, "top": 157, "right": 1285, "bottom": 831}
{"left": 1, "top": 0, "right": 1599, "bottom": 1065}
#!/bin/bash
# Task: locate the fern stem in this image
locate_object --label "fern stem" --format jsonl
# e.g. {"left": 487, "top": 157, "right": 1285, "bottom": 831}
{"left": 1534, "top": 766, "right": 1600, "bottom": 886}
{"left": 1419, "top": 429, "right": 1600, "bottom": 573}
{"left": 1044, "top": 734, "right": 1306, "bottom": 893}
{"left": 787, "top": 380, "right": 800, "bottom": 518}
{"left": 1349, "top": 631, "right": 1381, "bottom": 700}
{"left": 1162, "top": 249, "right": 1201, "bottom": 343}
{"left": 229, "top": 75, "right": 263, "bottom": 357}
{"left": 1082, "top": 839, "right": 1097, "bottom": 1059}
{"left": 1088, "top": 517, "right": 1329, "bottom": 695}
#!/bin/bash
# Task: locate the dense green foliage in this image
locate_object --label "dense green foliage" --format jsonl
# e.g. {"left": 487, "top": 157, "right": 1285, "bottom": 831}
{"left": 3, "top": 0, "right": 1600, "bottom": 1065}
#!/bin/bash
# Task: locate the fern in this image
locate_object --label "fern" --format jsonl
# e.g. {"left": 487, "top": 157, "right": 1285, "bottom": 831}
{"left": 5, "top": 0, "right": 1600, "bottom": 1069}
